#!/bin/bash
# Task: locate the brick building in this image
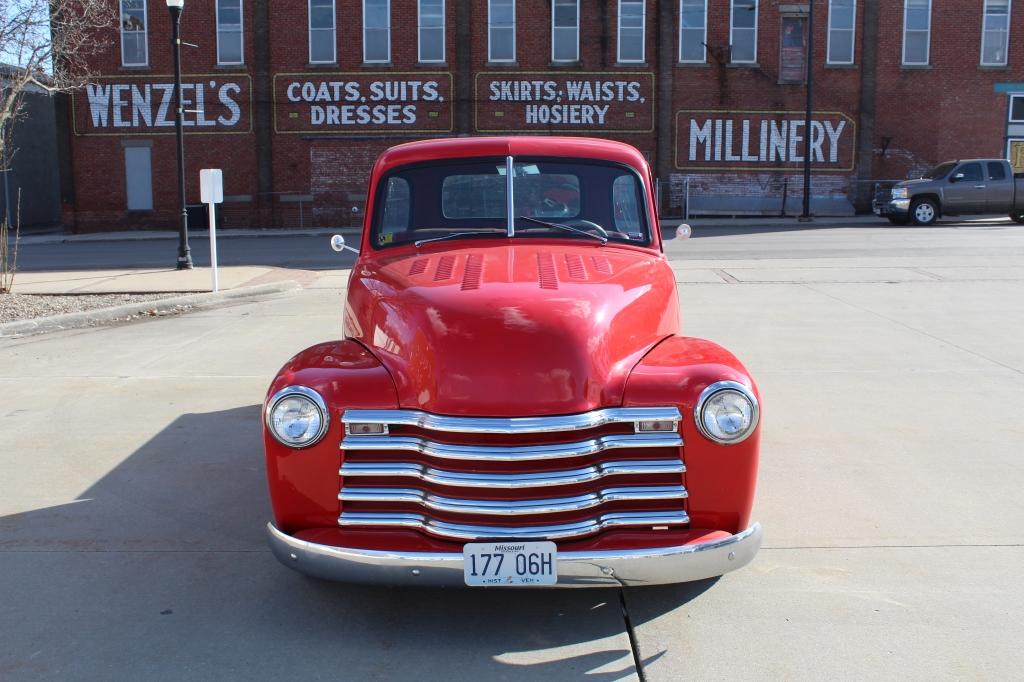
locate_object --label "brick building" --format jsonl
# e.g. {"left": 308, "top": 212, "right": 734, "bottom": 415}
{"left": 59, "top": 0, "right": 1024, "bottom": 231}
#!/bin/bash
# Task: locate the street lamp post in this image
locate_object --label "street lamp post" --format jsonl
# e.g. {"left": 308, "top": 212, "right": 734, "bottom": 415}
{"left": 167, "top": 0, "right": 193, "bottom": 269}
{"left": 800, "top": 0, "right": 815, "bottom": 221}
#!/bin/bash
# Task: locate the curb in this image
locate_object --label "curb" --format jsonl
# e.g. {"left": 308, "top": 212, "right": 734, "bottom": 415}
{"left": 17, "top": 227, "right": 361, "bottom": 246}
{"left": 0, "top": 280, "right": 301, "bottom": 338}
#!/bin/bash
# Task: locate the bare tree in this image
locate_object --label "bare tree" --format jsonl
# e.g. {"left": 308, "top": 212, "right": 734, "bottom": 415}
{"left": 0, "top": 0, "right": 117, "bottom": 165}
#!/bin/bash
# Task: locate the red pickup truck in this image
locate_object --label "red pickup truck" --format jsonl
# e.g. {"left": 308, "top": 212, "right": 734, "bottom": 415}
{"left": 262, "top": 137, "right": 762, "bottom": 587}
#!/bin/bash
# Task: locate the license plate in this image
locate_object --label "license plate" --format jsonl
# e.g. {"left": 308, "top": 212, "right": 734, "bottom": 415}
{"left": 463, "top": 541, "right": 557, "bottom": 586}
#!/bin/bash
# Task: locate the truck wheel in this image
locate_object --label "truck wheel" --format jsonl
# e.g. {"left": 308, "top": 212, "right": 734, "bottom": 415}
{"left": 887, "top": 215, "right": 909, "bottom": 225}
{"left": 911, "top": 199, "right": 938, "bottom": 226}
{"left": 1011, "top": 212, "right": 1024, "bottom": 225}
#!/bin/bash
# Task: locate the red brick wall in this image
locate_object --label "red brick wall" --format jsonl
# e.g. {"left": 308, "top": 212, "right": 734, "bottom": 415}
{"left": 64, "top": 0, "right": 1024, "bottom": 230}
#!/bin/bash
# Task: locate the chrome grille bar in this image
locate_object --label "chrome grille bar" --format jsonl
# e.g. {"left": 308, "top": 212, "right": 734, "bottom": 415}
{"left": 340, "top": 485, "right": 687, "bottom": 516}
{"left": 341, "top": 407, "right": 682, "bottom": 434}
{"left": 341, "top": 432, "right": 682, "bottom": 461}
{"left": 340, "top": 459, "right": 686, "bottom": 489}
{"left": 337, "top": 510, "right": 691, "bottom": 541}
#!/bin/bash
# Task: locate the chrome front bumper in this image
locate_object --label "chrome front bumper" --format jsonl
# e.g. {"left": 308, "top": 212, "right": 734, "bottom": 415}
{"left": 267, "top": 522, "right": 762, "bottom": 587}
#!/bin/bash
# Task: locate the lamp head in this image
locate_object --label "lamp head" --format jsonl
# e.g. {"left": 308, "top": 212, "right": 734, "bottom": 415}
{"left": 166, "top": 0, "right": 184, "bottom": 7}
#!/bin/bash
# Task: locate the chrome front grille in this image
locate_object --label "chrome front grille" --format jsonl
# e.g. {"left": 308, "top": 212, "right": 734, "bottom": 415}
{"left": 338, "top": 407, "right": 688, "bottom": 542}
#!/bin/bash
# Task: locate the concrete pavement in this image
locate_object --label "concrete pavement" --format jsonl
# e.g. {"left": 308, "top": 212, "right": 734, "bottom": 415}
{"left": 2, "top": 223, "right": 1023, "bottom": 679}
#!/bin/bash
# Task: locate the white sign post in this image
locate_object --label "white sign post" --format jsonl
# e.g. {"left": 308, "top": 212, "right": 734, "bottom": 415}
{"left": 199, "top": 169, "right": 224, "bottom": 292}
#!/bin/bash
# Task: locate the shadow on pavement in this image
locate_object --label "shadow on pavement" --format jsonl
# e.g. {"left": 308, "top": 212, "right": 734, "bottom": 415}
{"left": 0, "top": 405, "right": 714, "bottom": 680}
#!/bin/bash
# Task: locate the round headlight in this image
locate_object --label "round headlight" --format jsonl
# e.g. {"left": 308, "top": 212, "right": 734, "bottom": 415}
{"left": 695, "top": 381, "right": 759, "bottom": 445}
{"left": 266, "top": 386, "right": 329, "bottom": 448}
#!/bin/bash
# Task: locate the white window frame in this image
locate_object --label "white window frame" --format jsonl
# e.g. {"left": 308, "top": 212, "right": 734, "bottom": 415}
{"left": 216, "top": 0, "right": 244, "bottom": 66}
{"left": 1010, "top": 94, "right": 1024, "bottom": 122}
{"left": 826, "top": 0, "right": 856, "bottom": 65}
{"left": 488, "top": 0, "right": 516, "bottom": 62}
{"left": 980, "top": 0, "right": 1012, "bottom": 67}
{"left": 901, "top": 0, "right": 931, "bottom": 66}
{"left": 617, "top": 0, "right": 645, "bottom": 63}
{"left": 308, "top": 0, "right": 336, "bottom": 64}
{"left": 729, "top": 0, "right": 758, "bottom": 65}
{"left": 679, "top": 0, "right": 708, "bottom": 64}
{"left": 418, "top": 0, "right": 446, "bottom": 63}
{"left": 120, "top": 0, "right": 149, "bottom": 67}
{"left": 551, "top": 0, "right": 580, "bottom": 63}
{"left": 363, "top": 0, "right": 392, "bottom": 64}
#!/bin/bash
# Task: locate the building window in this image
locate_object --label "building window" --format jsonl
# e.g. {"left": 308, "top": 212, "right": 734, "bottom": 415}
{"left": 120, "top": 0, "right": 148, "bottom": 67}
{"left": 488, "top": 0, "right": 515, "bottom": 62}
{"left": 981, "top": 0, "right": 1011, "bottom": 66}
{"left": 309, "top": 0, "right": 336, "bottom": 63}
{"left": 552, "top": 0, "right": 579, "bottom": 62}
{"left": 1011, "top": 94, "right": 1024, "bottom": 122}
{"left": 902, "top": 0, "right": 931, "bottom": 65}
{"left": 730, "top": 0, "right": 758, "bottom": 64}
{"left": 364, "top": 0, "right": 391, "bottom": 63}
{"left": 418, "top": 0, "right": 445, "bottom": 62}
{"left": 216, "top": 0, "right": 243, "bottom": 65}
{"left": 124, "top": 147, "right": 153, "bottom": 211}
{"left": 827, "top": 0, "right": 855, "bottom": 65}
{"left": 679, "top": 0, "right": 707, "bottom": 63}
{"left": 618, "top": 0, "right": 645, "bottom": 63}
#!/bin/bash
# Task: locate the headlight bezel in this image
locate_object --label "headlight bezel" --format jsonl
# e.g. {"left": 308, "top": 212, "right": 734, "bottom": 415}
{"left": 694, "top": 381, "right": 759, "bottom": 445}
{"left": 265, "top": 385, "right": 330, "bottom": 448}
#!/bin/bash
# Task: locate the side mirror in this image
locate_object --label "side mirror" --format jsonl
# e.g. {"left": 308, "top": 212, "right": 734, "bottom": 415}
{"left": 330, "top": 234, "right": 360, "bottom": 254}
{"left": 951, "top": 173, "right": 965, "bottom": 182}
{"left": 675, "top": 223, "right": 692, "bottom": 240}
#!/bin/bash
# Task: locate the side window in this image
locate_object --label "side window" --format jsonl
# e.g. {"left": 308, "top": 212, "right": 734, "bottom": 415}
{"left": 957, "top": 163, "right": 983, "bottom": 182}
{"left": 987, "top": 162, "right": 1006, "bottom": 181}
{"left": 379, "top": 177, "right": 410, "bottom": 242}
{"left": 612, "top": 175, "right": 642, "bottom": 235}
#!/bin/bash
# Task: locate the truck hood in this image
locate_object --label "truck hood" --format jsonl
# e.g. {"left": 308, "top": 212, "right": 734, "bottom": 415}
{"left": 344, "top": 243, "right": 679, "bottom": 416}
{"left": 896, "top": 177, "right": 936, "bottom": 188}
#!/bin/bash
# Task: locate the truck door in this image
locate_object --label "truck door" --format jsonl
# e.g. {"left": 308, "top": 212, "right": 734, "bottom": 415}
{"left": 943, "top": 162, "right": 987, "bottom": 214}
{"left": 984, "top": 161, "right": 1013, "bottom": 212}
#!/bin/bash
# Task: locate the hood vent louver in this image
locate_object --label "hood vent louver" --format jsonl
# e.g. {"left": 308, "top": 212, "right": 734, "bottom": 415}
{"left": 434, "top": 255, "right": 456, "bottom": 281}
{"left": 408, "top": 259, "right": 428, "bottom": 276}
{"left": 565, "top": 254, "right": 587, "bottom": 280}
{"left": 461, "top": 254, "right": 483, "bottom": 290}
{"left": 537, "top": 252, "right": 559, "bottom": 290}
{"left": 591, "top": 255, "right": 613, "bottom": 275}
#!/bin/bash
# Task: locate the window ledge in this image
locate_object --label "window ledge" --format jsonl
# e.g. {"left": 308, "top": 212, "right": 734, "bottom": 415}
{"left": 727, "top": 62, "right": 760, "bottom": 69}
{"left": 362, "top": 62, "right": 393, "bottom": 68}
{"left": 119, "top": 65, "right": 151, "bottom": 71}
{"left": 900, "top": 64, "right": 932, "bottom": 70}
{"left": 979, "top": 64, "right": 1009, "bottom": 70}
{"left": 615, "top": 62, "right": 649, "bottom": 68}
{"left": 486, "top": 61, "right": 519, "bottom": 67}
{"left": 549, "top": 61, "right": 583, "bottom": 67}
{"left": 416, "top": 62, "right": 447, "bottom": 67}
{"left": 214, "top": 63, "right": 246, "bottom": 70}
{"left": 825, "top": 62, "right": 857, "bottom": 69}
{"left": 306, "top": 62, "right": 339, "bottom": 68}
{"left": 677, "top": 62, "right": 711, "bottom": 68}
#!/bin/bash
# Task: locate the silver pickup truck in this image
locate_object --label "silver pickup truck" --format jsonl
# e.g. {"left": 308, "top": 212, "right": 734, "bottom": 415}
{"left": 873, "top": 159, "right": 1024, "bottom": 226}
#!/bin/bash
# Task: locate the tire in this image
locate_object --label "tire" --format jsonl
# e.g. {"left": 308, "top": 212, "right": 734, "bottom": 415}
{"left": 887, "top": 215, "right": 909, "bottom": 225}
{"left": 910, "top": 198, "right": 938, "bottom": 226}
{"left": 1010, "top": 211, "right": 1024, "bottom": 225}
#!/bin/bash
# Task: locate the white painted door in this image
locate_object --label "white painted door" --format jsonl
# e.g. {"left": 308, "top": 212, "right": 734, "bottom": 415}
{"left": 124, "top": 146, "right": 153, "bottom": 211}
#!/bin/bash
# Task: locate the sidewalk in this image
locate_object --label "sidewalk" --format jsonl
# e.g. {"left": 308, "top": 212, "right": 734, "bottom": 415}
{"left": 11, "top": 265, "right": 315, "bottom": 295}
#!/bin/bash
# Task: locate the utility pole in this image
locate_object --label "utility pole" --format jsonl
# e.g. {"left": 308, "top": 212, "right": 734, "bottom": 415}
{"left": 800, "top": 0, "right": 815, "bottom": 221}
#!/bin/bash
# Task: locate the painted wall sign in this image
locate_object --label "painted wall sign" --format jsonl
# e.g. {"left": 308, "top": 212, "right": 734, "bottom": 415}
{"left": 475, "top": 72, "right": 655, "bottom": 133}
{"left": 675, "top": 110, "right": 856, "bottom": 171}
{"left": 273, "top": 73, "right": 453, "bottom": 134}
{"left": 72, "top": 75, "right": 252, "bottom": 136}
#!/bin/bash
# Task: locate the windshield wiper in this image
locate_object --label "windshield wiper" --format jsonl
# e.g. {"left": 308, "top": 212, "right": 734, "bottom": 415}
{"left": 414, "top": 230, "right": 505, "bottom": 247}
{"left": 516, "top": 216, "right": 608, "bottom": 244}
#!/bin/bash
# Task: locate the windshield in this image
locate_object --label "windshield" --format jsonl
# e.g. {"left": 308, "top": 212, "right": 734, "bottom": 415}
{"left": 920, "top": 162, "right": 956, "bottom": 180}
{"left": 370, "top": 157, "right": 651, "bottom": 249}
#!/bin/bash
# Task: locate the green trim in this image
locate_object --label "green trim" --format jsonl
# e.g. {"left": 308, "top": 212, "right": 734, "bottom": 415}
{"left": 994, "top": 83, "right": 1024, "bottom": 93}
